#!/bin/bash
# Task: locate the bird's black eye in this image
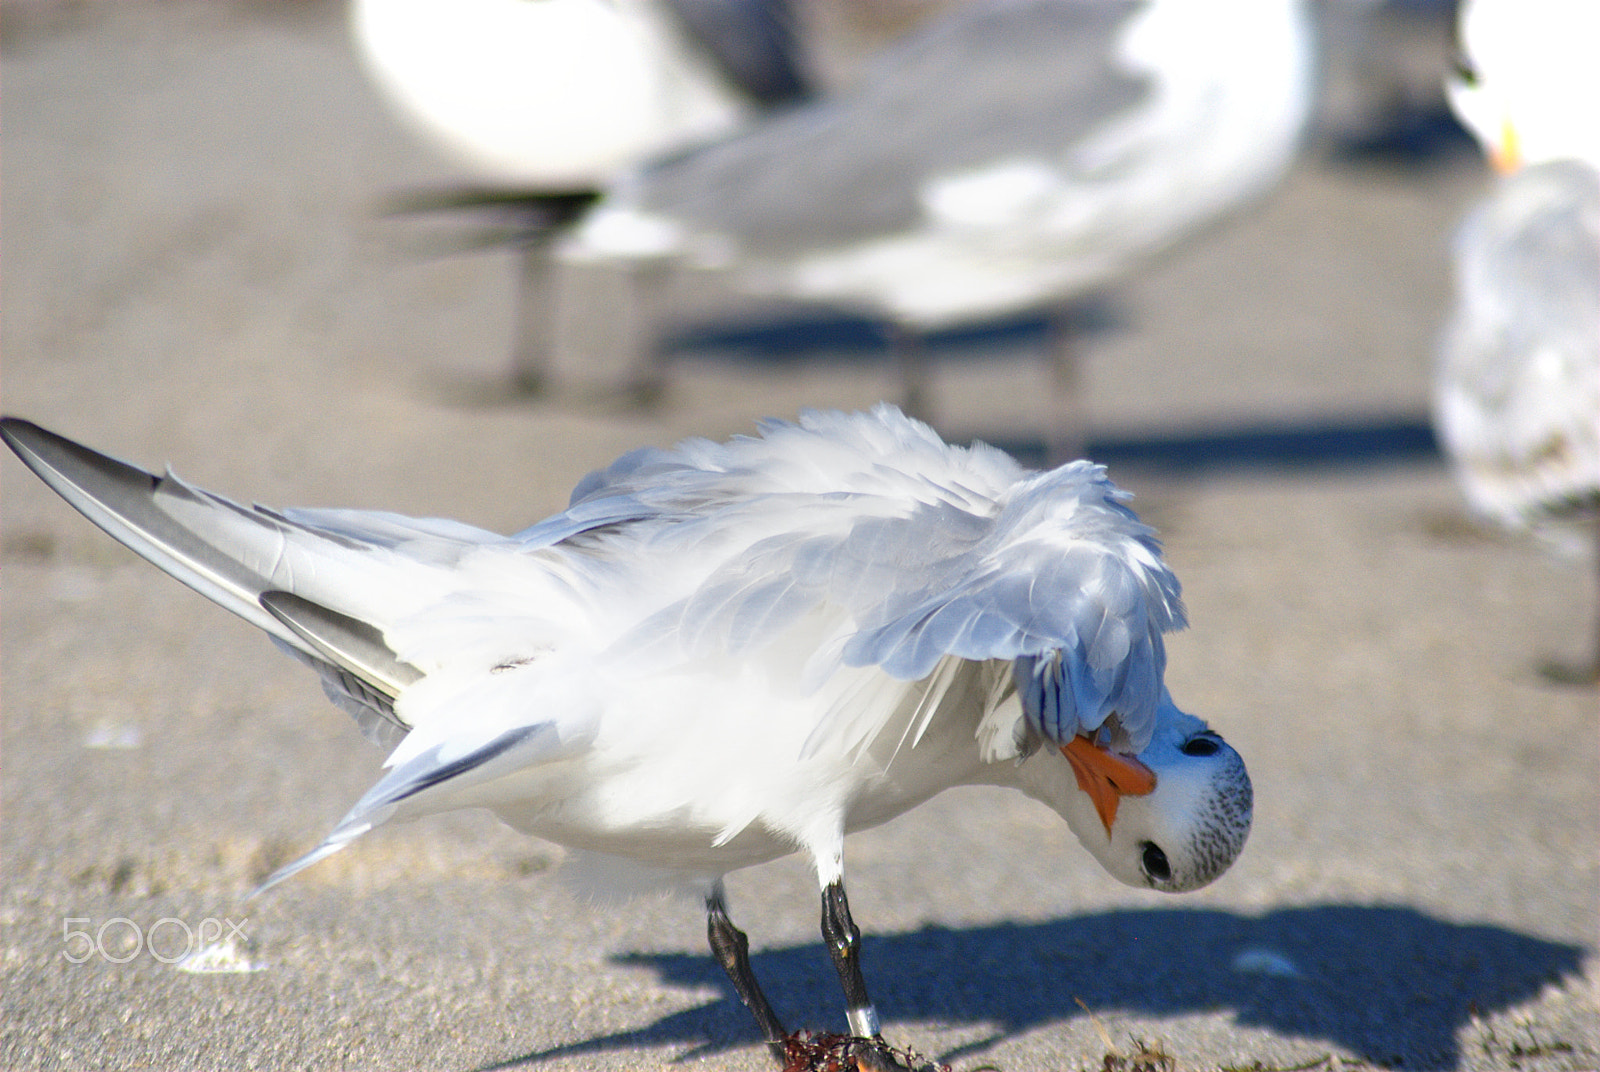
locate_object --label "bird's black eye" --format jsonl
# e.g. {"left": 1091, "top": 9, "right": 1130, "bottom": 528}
{"left": 1451, "top": 52, "right": 1479, "bottom": 87}
{"left": 1140, "top": 842, "right": 1171, "bottom": 883}
{"left": 1181, "top": 734, "right": 1220, "bottom": 757}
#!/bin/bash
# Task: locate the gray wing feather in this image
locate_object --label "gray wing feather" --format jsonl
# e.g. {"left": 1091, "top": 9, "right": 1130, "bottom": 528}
{"left": 632, "top": 0, "right": 1147, "bottom": 253}
{"left": 255, "top": 719, "right": 573, "bottom": 894}
{"left": 1, "top": 418, "right": 309, "bottom": 646}
{"left": 0, "top": 418, "right": 435, "bottom": 742}
{"left": 271, "top": 638, "right": 409, "bottom": 749}
{"left": 671, "top": 458, "right": 1182, "bottom": 747}
{"left": 261, "top": 591, "right": 421, "bottom": 724}
{"left": 848, "top": 516, "right": 1179, "bottom": 747}
{"left": 276, "top": 507, "right": 504, "bottom": 553}
{"left": 512, "top": 447, "right": 686, "bottom": 547}
{"left": 662, "top": 0, "right": 811, "bottom": 106}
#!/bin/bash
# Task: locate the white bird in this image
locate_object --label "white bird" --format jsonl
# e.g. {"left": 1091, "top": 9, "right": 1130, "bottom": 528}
{"left": 0, "top": 407, "right": 1251, "bottom": 1062}
{"left": 350, "top": 0, "right": 812, "bottom": 393}
{"left": 352, "top": 0, "right": 810, "bottom": 187}
{"left": 1435, "top": 160, "right": 1599, "bottom": 540}
{"left": 1436, "top": 0, "right": 1600, "bottom": 678}
{"left": 562, "top": 0, "right": 1314, "bottom": 452}
{"left": 1445, "top": 0, "right": 1600, "bottom": 176}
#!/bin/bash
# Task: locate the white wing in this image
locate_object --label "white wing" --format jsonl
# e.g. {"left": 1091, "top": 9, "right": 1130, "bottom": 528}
{"left": 4, "top": 407, "right": 1186, "bottom": 890}
{"left": 0, "top": 419, "right": 601, "bottom": 883}
{"left": 546, "top": 407, "right": 1187, "bottom": 751}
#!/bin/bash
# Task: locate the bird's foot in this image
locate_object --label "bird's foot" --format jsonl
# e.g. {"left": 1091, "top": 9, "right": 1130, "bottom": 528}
{"left": 778, "top": 1031, "right": 947, "bottom": 1072}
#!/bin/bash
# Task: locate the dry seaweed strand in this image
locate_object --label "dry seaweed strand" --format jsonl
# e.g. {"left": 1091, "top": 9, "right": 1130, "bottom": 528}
{"left": 1074, "top": 997, "right": 1175, "bottom": 1072}
{"left": 1099, "top": 1038, "right": 1176, "bottom": 1072}
{"left": 779, "top": 1031, "right": 951, "bottom": 1072}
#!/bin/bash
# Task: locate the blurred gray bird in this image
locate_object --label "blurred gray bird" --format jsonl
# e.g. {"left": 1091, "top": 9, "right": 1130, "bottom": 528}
{"left": 561, "top": 0, "right": 1315, "bottom": 456}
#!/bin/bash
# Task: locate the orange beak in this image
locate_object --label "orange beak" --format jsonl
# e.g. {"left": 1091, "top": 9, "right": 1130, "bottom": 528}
{"left": 1061, "top": 735, "right": 1157, "bottom": 836}
{"left": 1490, "top": 116, "right": 1523, "bottom": 174}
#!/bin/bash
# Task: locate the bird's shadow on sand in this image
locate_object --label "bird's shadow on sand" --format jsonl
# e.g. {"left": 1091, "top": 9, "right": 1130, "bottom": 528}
{"left": 488, "top": 903, "right": 1584, "bottom": 1070}
{"left": 665, "top": 303, "right": 1119, "bottom": 363}
{"left": 662, "top": 310, "right": 1439, "bottom": 476}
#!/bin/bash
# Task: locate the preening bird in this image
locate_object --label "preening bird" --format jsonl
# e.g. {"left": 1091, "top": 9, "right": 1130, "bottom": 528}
{"left": 1, "top": 407, "right": 1251, "bottom": 1062}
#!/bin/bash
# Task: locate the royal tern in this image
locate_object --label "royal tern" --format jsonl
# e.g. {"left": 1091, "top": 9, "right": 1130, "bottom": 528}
{"left": 1, "top": 407, "right": 1251, "bottom": 1061}
{"left": 1436, "top": 0, "right": 1599, "bottom": 677}
{"left": 562, "top": 0, "right": 1313, "bottom": 450}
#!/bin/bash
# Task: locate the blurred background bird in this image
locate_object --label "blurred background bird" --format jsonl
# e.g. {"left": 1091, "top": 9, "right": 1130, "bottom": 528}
{"left": 556, "top": 0, "right": 1315, "bottom": 460}
{"left": 354, "top": 0, "right": 1315, "bottom": 460}
{"left": 1434, "top": 0, "right": 1600, "bottom": 681}
{"left": 350, "top": 0, "right": 814, "bottom": 394}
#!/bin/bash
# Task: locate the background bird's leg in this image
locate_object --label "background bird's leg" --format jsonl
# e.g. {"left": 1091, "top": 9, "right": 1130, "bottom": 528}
{"left": 510, "top": 238, "right": 557, "bottom": 395}
{"left": 1538, "top": 513, "right": 1600, "bottom": 685}
{"left": 622, "top": 257, "right": 671, "bottom": 407}
{"left": 820, "top": 880, "right": 881, "bottom": 1038}
{"left": 885, "top": 322, "right": 931, "bottom": 423}
{"left": 705, "top": 883, "right": 788, "bottom": 1062}
{"left": 1045, "top": 303, "right": 1088, "bottom": 465}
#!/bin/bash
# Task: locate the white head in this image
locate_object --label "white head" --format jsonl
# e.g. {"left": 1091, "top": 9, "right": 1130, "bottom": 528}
{"left": 1019, "top": 698, "right": 1252, "bottom": 893}
{"left": 1447, "top": 0, "right": 1600, "bottom": 173}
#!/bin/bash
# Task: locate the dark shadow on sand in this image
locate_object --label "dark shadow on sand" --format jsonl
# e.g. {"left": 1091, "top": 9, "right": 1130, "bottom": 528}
{"left": 981, "top": 414, "right": 1440, "bottom": 474}
{"left": 663, "top": 304, "right": 1119, "bottom": 367}
{"left": 663, "top": 309, "right": 1439, "bottom": 475}
{"left": 485, "top": 903, "right": 1585, "bottom": 1070}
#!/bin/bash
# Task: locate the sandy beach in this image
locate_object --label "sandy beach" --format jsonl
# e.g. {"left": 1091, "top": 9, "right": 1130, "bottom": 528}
{"left": 2, "top": 3, "right": 1595, "bottom": 1069}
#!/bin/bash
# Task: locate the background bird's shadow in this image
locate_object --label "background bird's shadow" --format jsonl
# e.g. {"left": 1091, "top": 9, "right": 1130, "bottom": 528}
{"left": 661, "top": 309, "right": 1439, "bottom": 475}
{"left": 663, "top": 303, "right": 1120, "bottom": 368}
{"left": 487, "top": 903, "right": 1586, "bottom": 1070}
{"left": 988, "top": 415, "right": 1440, "bottom": 475}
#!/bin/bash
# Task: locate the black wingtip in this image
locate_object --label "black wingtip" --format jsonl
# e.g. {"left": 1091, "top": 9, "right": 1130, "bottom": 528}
{"left": 0, "top": 415, "right": 46, "bottom": 456}
{"left": 0, "top": 416, "right": 160, "bottom": 497}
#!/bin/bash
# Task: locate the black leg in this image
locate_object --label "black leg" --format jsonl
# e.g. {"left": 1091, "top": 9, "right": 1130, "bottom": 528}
{"left": 1045, "top": 304, "right": 1087, "bottom": 466}
{"left": 622, "top": 259, "right": 669, "bottom": 408}
{"left": 705, "top": 885, "right": 788, "bottom": 1063}
{"left": 886, "top": 324, "right": 931, "bottom": 424}
{"left": 510, "top": 240, "right": 556, "bottom": 396}
{"left": 820, "top": 880, "right": 881, "bottom": 1039}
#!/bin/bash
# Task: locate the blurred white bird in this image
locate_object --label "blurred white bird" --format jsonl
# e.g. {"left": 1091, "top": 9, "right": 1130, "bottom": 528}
{"left": 352, "top": 0, "right": 810, "bottom": 187}
{"left": 1, "top": 407, "right": 1250, "bottom": 1062}
{"left": 351, "top": 0, "right": 813, "bottom": 393}
{"left": 562, "top": 0, "right": 1314, "bottom": 454}
{"left": 1436, "top": 161, "right": 1599, "bottom": 541}
{"left": 1445, "top": 0, "right": 1600, "bottom": 175}
{"left": 1437, "top": 0, "right": 1599, "bottom": 678}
